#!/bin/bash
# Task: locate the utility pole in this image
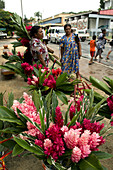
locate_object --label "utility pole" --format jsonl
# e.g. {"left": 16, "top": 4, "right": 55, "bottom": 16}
{"left": 20, "top": 0, "right": 24, "bottom": 22}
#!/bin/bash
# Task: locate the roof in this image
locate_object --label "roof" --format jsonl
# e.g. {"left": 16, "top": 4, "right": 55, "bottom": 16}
{"left": 66, "top": 10, "right": 98, "bottom": 18}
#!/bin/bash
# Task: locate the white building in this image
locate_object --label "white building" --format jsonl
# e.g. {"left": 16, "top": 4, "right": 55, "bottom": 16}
{"left": 66, "top": 11, "right": 113, "bottom": 36}
{"left": 104, "top": 0, "right": 113, "bottom": 9}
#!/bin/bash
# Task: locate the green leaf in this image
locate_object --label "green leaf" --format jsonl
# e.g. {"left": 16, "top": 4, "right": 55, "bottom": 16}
{"left": 78, "top": 153, "right": 103, "bottom": 170}
{"left": 47, "top": 156, "right": 52, "bottom": 165}
{"left": 14, "top": 136, "right": 44, "bottom": 156}
{"left": 64, "top": 102, "right": 72, "bottom": 125}
{"left": 33, "top": 67, "right": 39, "bottom": 77}
{"left": 0, "top": 120, "right": 4, "bottom": 130}
{"left": 56, "top": 72, "right": 67, "bottom": 86}
{"left": 103, "top": 76, "right": 113, "bottom": 89}
{"left": 68, "top": 110, "right": 81, "bottom": 128}
{"left": 0, "top": 127, "right": 25, "bottom": 134}
{"left": 52, "top": 90, "right": 58, "bottom": 122}
{"left": 46, "top": 89, "right": 53, "bottom": 128}
{"left": 90, "top": 76, "right": 112, "bottom": 95}
{"left": 12, "top": 144, "right": 24, "bottom": 157}
{"left": 7, "top": 92, "right": 14, "bottom": 108}
{"left": 19, "top": 112, "right": 44, "bottom": 135}
{"left": 92, "top": 151, "right": 113, "bottom": 160}
{"left": 0, "top": 93, "right": 3, "bottom": 106}
{"left": 71, "top": 163, "right": 79, "bottom": 170}
{"left": 55, "top": 91, "right": 68, "bottom": 105}
{"left": 32, "top": 90, "right": 40, "bottom": 112}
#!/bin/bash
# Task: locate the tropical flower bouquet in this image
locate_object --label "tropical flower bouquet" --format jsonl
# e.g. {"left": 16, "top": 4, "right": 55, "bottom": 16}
{"left": 0, "top": 89, "right": 113, "bottom": 170}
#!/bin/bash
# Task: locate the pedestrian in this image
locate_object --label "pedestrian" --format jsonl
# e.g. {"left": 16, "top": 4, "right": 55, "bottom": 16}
{"left": 29, "top": 26, "right": 49, "bottom": 67}
{"left": 106, "top": 35, "right": 113, "bottom": 60}
{"left": 94, "top": 29, "right": 109, "bottom": 62}
{"left": 88, "top": 35, "right": 96, "bottom": 65}
{"left": 60, "top": 24, "right": 79, "bottom": 78}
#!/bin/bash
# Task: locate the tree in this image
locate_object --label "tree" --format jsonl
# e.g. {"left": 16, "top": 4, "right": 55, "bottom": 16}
{"left": 34, "top": 11, "right": 42, "bottom": 22}
{"left": 0, "top": 9, "right": 16, "bottom": 35}
{"left": 100, "top": 0, "right": 105, "bottom": 9}
{"left": 0, "top": 0, "right": 5, "bottom": 9}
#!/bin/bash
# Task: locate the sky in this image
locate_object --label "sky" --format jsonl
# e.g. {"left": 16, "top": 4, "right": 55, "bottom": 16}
{"left": 4, "top": 0, "right": 100, "bottom": 19}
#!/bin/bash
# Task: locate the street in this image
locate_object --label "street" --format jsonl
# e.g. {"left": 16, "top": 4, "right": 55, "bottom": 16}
{"left": 48, "top": 40, "right": 113, "bottom": 68}
{"left": 0, "top": 38, "right": 113, "bottom": 68}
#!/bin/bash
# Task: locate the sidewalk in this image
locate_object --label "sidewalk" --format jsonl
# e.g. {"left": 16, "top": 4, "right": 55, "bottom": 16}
{"left": 79, "top": 56, "right": 113, "bottom": 81}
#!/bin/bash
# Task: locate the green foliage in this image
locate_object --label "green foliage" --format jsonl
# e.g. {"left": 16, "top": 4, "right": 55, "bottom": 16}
{"left": 0, "top": 9, "right": 15, "bottom": 32}
{"left": 0, "top": 0, "right": 5, "bottom": 9}
{"left": 100, "top": 0, "right": 105, "bottom": 9}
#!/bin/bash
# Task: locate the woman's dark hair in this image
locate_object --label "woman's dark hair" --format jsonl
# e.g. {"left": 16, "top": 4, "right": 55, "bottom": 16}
{"left": 64, "top": 24, "right": 71, "bottom": 30}
{"left": 30, "top": 26, "right": 40, "bottom": 37}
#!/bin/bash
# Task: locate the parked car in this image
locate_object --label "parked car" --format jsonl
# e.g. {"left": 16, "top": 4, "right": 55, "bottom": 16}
{"left": 48, "top": 27, "right": 65, "bottom": 44}
{"left": 0, "top": 32, "right": 7, "bottom": 39}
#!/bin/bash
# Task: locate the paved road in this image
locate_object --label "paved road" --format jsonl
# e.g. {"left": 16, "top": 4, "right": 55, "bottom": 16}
{"left": 48, "top": 40, "right": 113, "bottom": 68}
{"left": 0, "top": 37, "right": 16, "bottom": 47}
{"left": 1, "top": 38, "right": 113, "bottom": 67}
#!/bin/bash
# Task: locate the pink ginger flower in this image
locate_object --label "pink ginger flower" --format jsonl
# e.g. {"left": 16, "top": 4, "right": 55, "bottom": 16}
{"left": 7, "top": 52, "right": 13, "bottom": 56}
{"left": 89, "top": 132, "right": 101, "bottom": 150}
{"left": 35, "top": 139, "right": 43, "bottom": 148}
{"left": 44, "top": 139, "right": 53, "bottom": 149}
{"left": 78, "top": 130, "right": 91, "bottom": 146}
{"left": 61, "top": 126, "right": 68, "bottom": 134}
{"left": 71, "top": 146, "right": 82, "bottom": 163}
{"left": 80, "top": 145, "right": 91, "bottom": 159}
{"left": 64, "top": 128, "right": 81, "bottom": 149}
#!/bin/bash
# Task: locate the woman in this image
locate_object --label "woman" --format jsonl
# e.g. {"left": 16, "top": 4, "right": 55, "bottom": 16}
{"left": 29, "top": 26, "right": 49, "bottom": 67}
{"left": 60, "top": 24, "right": 79, "bottom": 77}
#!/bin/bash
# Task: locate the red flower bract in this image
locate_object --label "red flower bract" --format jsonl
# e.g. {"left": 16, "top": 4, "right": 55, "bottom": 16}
{"left": 43, "top": 75, "right": 56, "bottom": 89}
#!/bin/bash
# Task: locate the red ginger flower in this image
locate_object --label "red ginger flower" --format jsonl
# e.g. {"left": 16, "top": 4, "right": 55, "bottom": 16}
{"left": 55, "top": 106, "right": 64, "bottom": 127}
{"left": 43, "top": 75, "right": 56, "bottom": 89}
{"left": 107, "top": 95, "right": 113, "bottom": 112}
{"left": 21, "top": 38, "right": 30, "bottom": 47}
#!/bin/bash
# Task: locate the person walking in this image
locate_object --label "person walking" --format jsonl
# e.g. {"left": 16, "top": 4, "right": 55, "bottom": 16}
{"left": 106, "top": 35, "right": 113, "bottom": 60}
{"left": 60, "top": 24, "right": 79, "bottom": 77}
{"left": 94, "top": 29, "right": 109, "bottom": 62}
{"left": 88, "top": 35, "right": 96, "bottom": 65}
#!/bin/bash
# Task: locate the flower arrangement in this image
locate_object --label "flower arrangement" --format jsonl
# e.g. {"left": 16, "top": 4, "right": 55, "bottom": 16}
{"left": 0, "top": 89, "right": 113, "bottom": 170}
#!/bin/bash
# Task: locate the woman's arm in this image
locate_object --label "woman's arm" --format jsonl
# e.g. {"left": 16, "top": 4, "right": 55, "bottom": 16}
{"left": 78, "top": 41, "right": 82, "bottom": 57}
{"left": 60, "top": 47, "right": 64, "bottom": 63}
{"left": 36, "top": 51, "right": 46, "bottom": 67}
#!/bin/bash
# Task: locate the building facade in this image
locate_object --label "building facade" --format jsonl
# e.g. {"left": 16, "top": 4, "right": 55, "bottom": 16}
{"left": 40, "top": 13, "right": 74, "bottom": 27}
{"left": 104, "top": 0, "right": 113, "bottom": 9}
{"left": 66, "top": 11, "right": 113, "bottom": 36}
